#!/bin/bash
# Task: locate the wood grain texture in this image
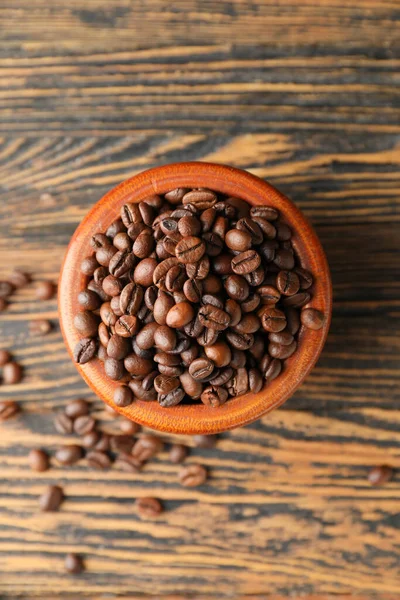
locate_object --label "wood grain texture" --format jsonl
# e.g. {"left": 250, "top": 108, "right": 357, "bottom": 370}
{"left": 0, "top": 0, "right": 399, "bottom": 597}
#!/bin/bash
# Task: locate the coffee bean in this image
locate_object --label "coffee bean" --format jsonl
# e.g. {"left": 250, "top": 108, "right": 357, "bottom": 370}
{"left": 261, "top": 356, "right": 282, "bottom": 381}
{"left": 159, "top": 387, "right": 185, "bottom": 407}
{"left": 198, "top": 304, "right": 230, "bottom": 331}
{"left": 282, "top": 292, "right": 311, "bottom": 308}
{"left": 179, "top": 370, "right": 203, "bottom": 399}
{"left": 141, "top": 370, "right": 158, "bottom": 391}
{"left": 224, "top": 299, "right": 241, "bottom": 326}
{"left": 249, "top": 368, "right": 263, "bottom": 393}
{"left": 3, "top": 361, "right": 23, "bottom": 384}
{"left": 109, "top": 250, "right": 136, "bottom": 278}
{"left": 209, "top": 367, "right": 233, "bottom": 386}
{"left": 294, "top": 267, "right": 313, "bottom": 290}
{"left": 74, "top": 338, "right": 97, "bottom": 364}
{"left": 29, "top": 319, "right": 52, "bottom": 336}
{"left": 368, "top": 465, "right": 393, "bottom": 486}
{"left": 165, "top": 264, "right": 186, "bottom": 292}
{"left": 88, "top": 280, "right": 111, "bottom": 303}
{"left": 154, "top": 352, "right": 181, "bottom": 367}
{"left": 132, "top": 434, "right": 164, "bottom": 462}
{"left": 169, "top": 443, "right": 188, "bottom": 464}
{"left": 106, "top": 334, "right": 130, "bottom": 360}
{"left": 276, "top": 222, "right": 292, "bottom": 241}
{"left": 215, "top": 201, "right": 236, "bottom": 219}
{"left": 82, "top": 430, "right": 101, "bottom": 448}
{"left": 269, "top": 330, "right": 294, "bottom": 345}
{"left": 129, "top": 378, "right": 157, "bottom": 400}
{"left": 179, "top": 464, "right": 208, "bottom": 487}
{"left": 228, "top": 367, "right": 249, "bottom": 396}
{"left": 189, "top": 358, "right": 214, "bottom": 381}
{"left": 175, "top": 236, "right": 206, "bottom": 263}
{"left": 114, "top": 385, "right": 134, "bottom": 407}
{"left": 0, "top": 350, "right": 11, "bottom": 366}
{"left": 73, "top": 415, "right": 96, "bottom": 435}
{"left": 183, "top": 278, "right": 202, "bottom": 303}
{"left": 107, "top": 219, "right": 126, "bottom": 238}
{"left": 202, "top": 232, "right": 223, "bottom": 256}
{"left": 180, "top": 345, "right": 199, "bottom": 366}
{"left": 301, "top": 308, "right": 325, "bottom": 330}
{"left": 251, "top": 216, "right": 276, "bottom": 239}
{"left": 121, "top": 202, "right": 141, "bottom": 227}
{"left": 102, "top": 274, "right": 123, "bottom": 297}
{"left": 120, "top": 420, "right": 141, "bottom": 435}
{"left": 226, "top": 330, "right": 254, "bottom": 350}
{"left": 230, "top": 350, "right": 246, "bottom": 369}
{"left": 224, "top": 275, "right": 249, "bottom": 301}
{"left": 136, "top": 322, "right": 159, "bottom": 350}
{"left": 115, "top": 315, "right": 139, "bottom": 338}
{"left": 55, "top": 444, "right": 83, "bottom": 466}
{"left": 231, "top": 250, "right": 261, "bottom": 275}
{"left": 257, "top": 285, "right": 281, "bottom": 306}
{"left": 91, "top": 233, "right": 110, "bottom": 249}
{"left": 260, "top": 307, "right": 287, "bottom": 332}
{"left": 201, "top": 385, "right": 228, "bottom": 407}
{"left": 65, "top": 399, "right": 89, "bottom": 419}
{"left": 133, "top": 230, "right": 154, "bottom": 258}
{"left": 269, "top": 340, "right": 297, "bottom": 359}
{"left": 154, "top": 325, "right": 176, "bottom": 352}
{"left": 39, "top": 485, "right": 64, "bottom": 511}
{"left": 0, "top": 400, "right": 19, "bottom": 421}
{"left": 204, "top": 342, "right": 231, "bottom": 367}
{"left": 186, "top": 255, "right": 210, "bottom": 280}
{"left": 202, "top": 274, "right": 222, "bottom": 294}
{"left": 96, "top": 245, "right": 118, "bottom": 267}
{"left": 114, "top": 231, "right": 133, "bottom": 251}
{"left": 153, "top": 257, "right": 179, "bottom": 290}
{"left": 54, "top": 412, "right": 73, "bottom": 435}
{"left": 120, "top": 282, "right": 143, "bottom": 316}
{"left": 236, "top": 217, "right": 263, "bottom": 245}
{"left": 35, "top": 280, "right": 55, "bottom": 300}
{"left": 0, "top": 281, "right": 14, "bottom": 299}
{"left": 165, "top": 188, "right": 190, "bottom": 203}
{"left": 178, "top": 215, "right": 201, "bottom": 237}
{"left": 250, "top": 205, "right": 278, "bottom": 221}
{"left": 124, "top": 354, "right": 153, "bottom": 376}
{"left": 104, "top": 357, "right": 126, "bottom": 380}
{"left": 276, "top": 271, "right": 300, "bottom": 296}
{"left": 110, "top": 435, "right": 135, "bottom": 454}
{"left": 135, "top": 497, "right": 163, "bottom": 519}
{"left": 9, "top": 269, "right": 31, "bottom": 288}
{"left": 29, "top": 449, "right": 49, "bottom": 472}
{"left": 65, "top": 553, "right": 84, "bottom": 575}
{"left": 197, "top": 327, "right": 219, "bottom": 347}
{"left": 234, "top": 314, "right": 260, "bottom": 334}
{"left": 74, "top": 311, "right": 99, "bottom": 337}
{"left": 166, "top": 302, "right": 194, "bottom": 328}
{"left": 78, "top": 289, "right": 101, "bottom": 311}
{"left": 154, "top": 375, "right": 180, "bottom": 394}
{"left": 212, "top": 253, "right": 233, "bottom": 276}
{"left": 248, "top": 334, "right": 265, "bottom": 360}
{"left": 80, "top": 255, "right": 99, "bottom": 276}
{"left": 87, "top": 450, "right": 112, "bottom": 470}
{"left": 114, "top": 452, "right": 142, "bottom": 472}
{"left": 132, "top": 339, "right": 154, "bottom": 359}
{"left": 225, "top": 229, "right": 252, "bottom": 252}
{"left": 133, "top": 258, "right": 158, "bottom": 287}
{"left": 182, "top": 189, "right": 217, "bottom": 210}
{"left": 193, "top": 434, "right": 218, "bottom": 448}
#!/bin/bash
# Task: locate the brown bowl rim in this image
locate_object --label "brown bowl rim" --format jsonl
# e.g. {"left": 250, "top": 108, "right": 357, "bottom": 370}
{"left": 58, "top": 161, "right": 332, "bottom": 435}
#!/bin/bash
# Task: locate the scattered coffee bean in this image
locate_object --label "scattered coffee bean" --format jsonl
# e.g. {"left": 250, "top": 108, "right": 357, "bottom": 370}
{"left": 110, "top": 434, "right": 135, "bottom": 454}
{"left": 179, "top": 464, "right": 208, "bottom": 487}
{"left": 9, "top": 269, "right": 31, "bottom": 288}
{"left": 0, "top": 350, "right": 11, "bottom": 367}
{"left": 55, "top": 444, "right": 83, "bottom": 466}
{"left": 114, "top": 452, "right": 142, "bottom": 473}
{"left": 0, "top": 281, "right": 14, "bottom": 298}
{"left": 193, "top": 434, "right": 218, "bottom": 449}
{"left": 87, "top": 450, "right": 112, "bottom": 470}
{"left": 114, "top": 385, "right": 134, "bottom": 407}
{"left": 0, "top": 400, "right": 20, "bottom": 421}
{"left": 120, "top": 420, "right": 141, "bottom": 435}
{"left": 39, "top": 485, "right": 64, "bottom": 511}
{"left": 73, "top": 415, "right": 96, "bottom": 436}
{"left": 54, "top": 412, "right": 73, "bottom": 435}
{"left": 3, "top": 362, "right": 22, "bottom": 384}
{"left": 29, "top": 449, "right": 49, "bottom": 472}
{"left": 29, "top": 319, "right": 52, "bottom": 336}
{"left": 135, "top": 497, "right": 163, "bottom": 519}
{"left": 82, "top": 430, "right": 101, "bottom": 449}
{"left": 132, "top": 434, "right": 164, "bottom": 462}
{"left": 35, "top": 280, "right": 55, "bottom": 300}
{"left": 368, "top": 465, "right": 393, "bottom": 486}
{"left": 65, "top": 553, "right": 84, "bottom": 575}
{"left": 169, "top": 443, "right": 189, "bottom": 464}
{"left": 65, "top": 398, "right": 90, "bottom": 419}
{"left": 301, "top": 307, "right": 325, "bottom": 330}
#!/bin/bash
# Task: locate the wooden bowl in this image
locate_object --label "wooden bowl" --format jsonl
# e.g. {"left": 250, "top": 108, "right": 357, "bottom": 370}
{"left": 59, "top": 162, "right": 332, "bottom": 435}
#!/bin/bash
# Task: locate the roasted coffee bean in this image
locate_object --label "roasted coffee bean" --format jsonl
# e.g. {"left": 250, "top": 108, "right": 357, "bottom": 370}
{"left": 78, "top": 289, "right": 101, "bottom": 311}
{"left": 244, "top": 266, "right": 264, "bottom": 287}
{"left": 2, "top": 361, "right": 22, "bottom": 384}
{"left": 107, "top": 334, "right": 130, "bottom": 360}
{"left": 241, "top": 293, "right": 260, "bottom": 313}
{"left": 282, "top": 292, "right": 311, "bottom": 308}
{"left": 201, "top": 294, "right": 223, "bottom": 309}
{"left": 257, "top": 285, "right": 280, "bottom": 306}
{"left": 93, "top": 266, "right": 108, "bottom": 284}
{"left": 260, "top": 307, "right": 287, "bottom": 332}
{"left": 224, "top": 275, "right": 249, "bottom": 301}
{"left": 175, "top": 236, "right": 206, "bottom": 263}
{"left": 286, "top": 308, "right": 301, "bottom": 335}
{"left": 35, "top": 280, "right": 56, "bottom": 300}
{"left": 204, "top": 342, "right": 231, "bottom": 368}
{"left": 159, "top": 218, "right": 180, "bottom": 242}
{"left": 143, "top": 193, "right": 164, "bottom": 209}
{"left": 65, "top": 553, "right": 84, "bottom": 575}
{"left": 294, "top": 267, "right": 313, "bottom": 290}
{"left": 55, "top": 444, "right": 83, "bottom": 466}
{"left": 301, "top": 308, "right": 325, "bottom": 330}
{"left": 209, "top": 367, "right": 233, "bottom": 386}
{"left": 159, "top": 386, "right": 185, "bottom": 407}
{"left": 115, "top": 315, "right": 138, "bottom": 338}
{"left": 189, "top": 358, "right": 214, "bottom": 381}
{"left": 180, "top": 345, "right": 199, "bottom": 366}
{"left": 96, "top": 245, "right": 118, "bottom": 267}
{"left": 230, "top": 350, "right": 246, "bottom": 369}
{"left": 178, "top": 215, "right": 201, "bottom": 237}
{"left": 198, "top": 304, "right": 230, "bottom": 331}
{"left": 120, "top": 282, "right": 143, "bottom": 315}
{"left": 29, "top": 319, "right": 52, "bottom": 336}
{"left": 153, "top": 257, "right": 179, "bottom": 290}
{"left": 140, "top": 370, "right": 157, "bottom": 391}
{"left": 273, "top": 248, "right": 295, "bottom": 271}
{"left": 29, "top": 448, "right": 49, "bottom": 472}
{"left": 110, "top": 435, "right": 135, "bottom": 454}
{"left": 8, "top": 269, "right": 30, "bottom": 288}
{"left": 0, "top": 281, "right": 14, "bottom": 299}
{"left": 179, "top": 464, "right": 208, "bottom": 487}
{"left": 169, "top": 443, "right": 188, "bottom": 464}
{"left": 114, "top": 385, "right": 134, "bottom": 407}
{"left": 114, "top": 452, "right": 142, "bottom": 472}
{"left": 180, "top": 370, "right": 203, "bottom": 399}
{"left": 73, "top": 415, "right": 96, "bottom": 436}
{"left": 124, "top": 353, "right": 153, "bottom": 376}
{"left": 87, "top": 450, "right": 112, "bottom": 470}
{"left": 173, "top": 290, "right": 186, "bottom": 304}
{"left": 104, "top": 357, "right": 125, "bottom": 380}
{"left": 39, "top": 485, "right": 64, "bottom": 512}
{"left": 166, "top": 302, "right": 194, "bottom": 328}
{"left": 154, "top": 375, "right": 180, "bottom": 395}
{"left": 114, "top": 231, "right": 133, "bottom": 251}
{"left": 276, "top": 222, "right": 292, "bottom": 241}
{"left": 128, "top": 222, "right": 147, "bottom": 241}
{"left": 236, "top": 217, "right": 263, "bottom": 245}
{"left": 111, "top": 294, "right": 123, "bottom": 316}
{"left": 80, "top": 255, "right": 99, "bottom": 276}
{"left": 137, "top": 304, "right": 154, "bottom": 324}
{"left": 88, "top": 280, "right": 111, "bottom": 302}
{"left": 133, "top": 258, "right": 158, "bottom": 287}
{"left": 214, "top": 201, "right": 236, "bottom": 219}
{"left": 107, "top": 219, "right": 126, "bottom": 239}
{"left": 74, "top": 338, "right": 97, "bottom": 364}
{"left": 144, "top": 285, "right": 158, "bottom": 310}
{"left": 132, "top": 339, "right": 154, "bottom": 359}
{"left": 74, "top": 311, "right": 99, "bottom": 337}
{"left": 269, "top": 340, "right": 297, "bottom": 359}
{"left": 138, "top": 201, "right": 154, "bottom": 226}
{"left": 261, "top": 356, "right": 282, "bottom": 381}
{"left": 234, "top": 313, "right": 260, "bottom": 334}
{"left": 121, "top": 202, "right": 141, "bottom": 227}
{"left": 65, "top": 398, "right": 90, "bottom": 419}
{"left": 251, "top": 216, "right": 276, "bottom": 239}
{"left": 197, "top": 327, "right": 219, "bottom": 347}
{"left": 202, "top": 274, "right": 222, "bottom": 294}
{"left": 157, "top": 364, "right": 183, "bottom": 377}
{"left": 201, "top": 385, "right": 228, "bottom": 407}
{"left": 249, "top": 368, "right": 263, "bottom": 393}
{"left": 91, "top": 233, "right": 110, "bottom": 249}
{"left": 135, "top": 496, "right": 163, "bottom": 519}
{"left": 54, "top": 412, "right": 73, "bottom": 435}
{"left": 225, "top": 229, "right": 252, "bottom": 252}
{"left": 132, "top": 434, "right": 164, "bottom": 462}
{"left": 269, "top": 330, "right": 294, "bottom": 346}
{"left": 229, "top": 368, "right": 249, "bottom": 396}
{"left": 184, "top": 315, "right": 204, "bottom": 338}
{"left": 226, "top": 196, "right": 250, "bottom": 218}
{"left": 82, "top": 430, "right": 101, "bottom": 449}
{"left": 182, "top": 189, "right": 217, "bottom": 210}
{"left": 154, "top": 326, "right": 176, "bottom": 352}
{"left": 165, "top": 264, "right": 186, "bottom": 292}
{"left": 136, "top": 322, "right": 159, "bottom": 350}
{"left": 225, "top": 299, "right": 241, "bottom": 326}
{"left": 368, "top": 465, "right": 393, "bottom": 486}
{"left": 203, "top": 232, "right": 223, "bottom": 256}
{"left": 183, "top": 278, "right": 202, "bottom": 303}
{"left": 163, "top": 236, "right": 179, "bottom": 256}
{"left": 154, "top": 352, "right": 181, "bottom": 367}
{"left": 193, "top": 434, "right": 218, "bottom": 448}
{"left": 165, "top": 188, "right": 190, "bottom": 204}
{"left": 231, "top": 250, "right": 261, "bottom": 275}
{"left": 276, "top": 271, "right": 300, "bottom": 296}
{"left": 109, "top": 250, "right": 135, "bottom": 278}
{"left": 120, "top": 420, "right": 141, "bottom": 435}
{"left": 250, "top": 205, "right": 278, "bottom": 221}
{"left": 226, "top": 330, "right": 254, "bottom": 350}
{"left": 186, "top": 255, "right": 210, "bottom": 280}
{"left": 102, "top": 274, "right": 124, "bottom": 297}
{"left": 0, "top": 400, "right": 20, "bottom": 421}
{"left": 164, "top": 332, "right": 190, "bottom": 354}
{"left": 199, "top": 207, "right": 217, "bottom": 232}
{"left": 0, "top": 349, "right": 11, "bottom": 366}
{"left": 259, "top": 240, "right": 278, "bottom": 263}
{"left": 212, "top": 253, "right": 233, "bottom": 276}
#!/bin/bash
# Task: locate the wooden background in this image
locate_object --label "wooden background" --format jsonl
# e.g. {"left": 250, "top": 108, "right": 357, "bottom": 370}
{"left": 0, "top": 1, "right": 399, "bottom": 598}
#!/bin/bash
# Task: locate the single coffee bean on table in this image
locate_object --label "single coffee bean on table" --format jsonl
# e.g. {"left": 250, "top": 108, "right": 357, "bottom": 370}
{"left": 0, "top": 400, "right": 20, "bottom": 421}
{"left": 73, "top": 186, "right": 322, "bottom": 408}
{"left": 65, "top": 553, "right": 84, "bottom": 575}
{"left": 29, "top": 449, "right": 49, "bottom": 472}
{"left": 39, "top": 485, "right": 64, "bottom": 512}
{"left": 135, "top": 497, "right": 163, "bottom": 519}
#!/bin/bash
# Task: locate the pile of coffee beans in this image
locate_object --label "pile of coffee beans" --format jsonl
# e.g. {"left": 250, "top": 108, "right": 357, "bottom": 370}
{"left": 74, "top": 188, "right": 325, "bottom": 409}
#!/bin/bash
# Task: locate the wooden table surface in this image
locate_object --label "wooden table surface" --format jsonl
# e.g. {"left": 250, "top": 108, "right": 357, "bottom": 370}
{"left": 0, "top": 1, "right": 399, "bottom": 598}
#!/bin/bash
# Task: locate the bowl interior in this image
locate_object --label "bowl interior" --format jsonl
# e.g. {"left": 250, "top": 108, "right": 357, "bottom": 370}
{"left": 59, "top": 162, "right": 332, "bottom": 435}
